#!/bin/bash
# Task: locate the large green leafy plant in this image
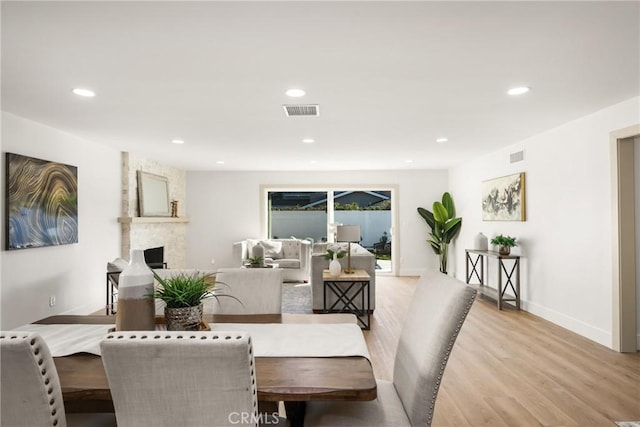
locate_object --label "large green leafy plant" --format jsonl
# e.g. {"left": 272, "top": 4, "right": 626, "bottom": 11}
{"left": 417, "top": 192, "right": 463, "bottom": 274}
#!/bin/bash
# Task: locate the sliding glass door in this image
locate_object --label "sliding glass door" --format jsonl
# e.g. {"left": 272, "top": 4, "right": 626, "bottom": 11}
{"left": 266, "top": 189, "right": 393, "bottom": 273}
{"left": 268, "top": 192, "right": 328, "bottom": 244}
{"left": 333, "top": 190, "right": 392, "bottom": 273}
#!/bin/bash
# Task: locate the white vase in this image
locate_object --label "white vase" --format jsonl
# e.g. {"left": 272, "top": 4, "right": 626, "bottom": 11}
{"left": 116, "top": 249, "right": 156, "bottom": 331}
{"left": 329, "top": 254, "right": 342, "bottom": 276}
{"left": 474, "top": 232, "right": 488, "bottom": 251}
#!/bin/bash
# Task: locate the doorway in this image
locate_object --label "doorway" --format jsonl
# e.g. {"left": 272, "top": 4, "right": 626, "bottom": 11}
{"left": 611, "top": 124, "right": 640, "bottom": 352}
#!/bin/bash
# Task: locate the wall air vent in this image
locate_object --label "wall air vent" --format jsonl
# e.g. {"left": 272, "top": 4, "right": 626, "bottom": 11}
{"left": 283, "top": 104, "right": 320, "bottom": 117}
{"left": 510, "top": 150, "right": 525, "bottom": 163}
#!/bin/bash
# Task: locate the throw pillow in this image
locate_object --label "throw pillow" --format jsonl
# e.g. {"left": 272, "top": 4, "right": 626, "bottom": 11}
{"left": 259, "top": 240, "right": 283, "bottom": 259}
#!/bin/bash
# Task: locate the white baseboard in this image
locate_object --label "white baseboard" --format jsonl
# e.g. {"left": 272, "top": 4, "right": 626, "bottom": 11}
{"left": 522, "top": 300, "right": 611, "bottom": 349}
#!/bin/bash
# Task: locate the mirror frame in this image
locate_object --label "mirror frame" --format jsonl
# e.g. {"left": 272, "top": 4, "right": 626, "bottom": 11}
{"left": 137, "top": 170, "right": 171, "bottom": 217}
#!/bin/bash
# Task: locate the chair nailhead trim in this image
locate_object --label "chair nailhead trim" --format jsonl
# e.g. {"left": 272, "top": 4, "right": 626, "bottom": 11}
{"left": 1, "top": 333, "right": 65, "bottom": 427}
{"left": 425, "top": 291, "right": 477, "bottom": 426}
{"left": 103, "top": 331, "right": 258, "bottom": 424}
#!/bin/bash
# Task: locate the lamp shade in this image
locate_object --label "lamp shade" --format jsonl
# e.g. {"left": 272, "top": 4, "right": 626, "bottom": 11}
{"left": 336, "top": 225, "right": 360, "bottom": 243}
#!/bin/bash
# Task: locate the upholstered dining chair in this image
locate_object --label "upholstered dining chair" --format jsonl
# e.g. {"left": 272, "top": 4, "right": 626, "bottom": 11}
{"left": 0, "top": 331, "right": 116, "bottom": 427}
{"left": 101, "top": 331, "right": 280, "bottom": 427}
{"left": 304, "top": 272, "right": 477, "bottom": 427}
{"left": 210, "top": 267, "right": 283, "bottom": 314}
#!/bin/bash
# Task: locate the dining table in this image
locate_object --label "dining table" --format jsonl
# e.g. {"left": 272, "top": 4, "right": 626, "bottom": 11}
{"left": 31, "top": 313, "right": 377, "bottom": 427}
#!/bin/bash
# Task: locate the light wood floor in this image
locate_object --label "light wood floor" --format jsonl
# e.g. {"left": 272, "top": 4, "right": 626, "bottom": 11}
{"left": 364, "top": 275, "right": 640, "bottom": 427}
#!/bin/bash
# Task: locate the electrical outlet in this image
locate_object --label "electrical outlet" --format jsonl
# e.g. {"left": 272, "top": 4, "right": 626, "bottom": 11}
{"left": 49, "top": 296, "right": 56, "bottom": 307}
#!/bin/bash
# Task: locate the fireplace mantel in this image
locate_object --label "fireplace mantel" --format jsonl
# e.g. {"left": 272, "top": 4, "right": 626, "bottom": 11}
{"left": 118, "top": 217, "right": 190, "bottom": 224}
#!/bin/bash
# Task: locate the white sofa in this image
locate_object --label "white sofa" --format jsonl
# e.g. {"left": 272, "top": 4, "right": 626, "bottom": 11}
{"left": 233, "top": 238, "right": 311, "bottom": 282}
{"left": 310, "top": 243, "right": 376, "bottom": 313}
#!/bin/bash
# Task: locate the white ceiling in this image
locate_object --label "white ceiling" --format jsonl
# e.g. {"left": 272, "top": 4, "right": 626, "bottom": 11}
{"left": 2, "top": 1, "right": 639, "bottom": 171}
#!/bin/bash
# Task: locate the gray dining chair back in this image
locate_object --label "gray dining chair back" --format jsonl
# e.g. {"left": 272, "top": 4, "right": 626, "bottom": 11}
{"left": 211, "top": 268, "right": 283, "bottom": 314}
{"left": 1, "top": 331, "right": 67, "bottom": 427}
{"left": 100, "top": 331, "right": 258, "bottom": 427}
{"left": 393, "top": 271, "right": 477, "bottom": 426}
{"left": 304, "top": 271, "right": 477, "bottom": 427}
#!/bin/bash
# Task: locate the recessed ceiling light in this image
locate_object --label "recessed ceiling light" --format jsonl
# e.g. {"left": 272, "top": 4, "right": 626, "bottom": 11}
{"left": 436, "top": 137, "right": 449, "bottom": 143}
{"left": 302, "top": 138, "right": 315, "bottom": 144}
{"left": 171, "top": 139, "right": 185, "bottom": 144}
{"left": 310, "top": 160, "right": 318, "bottom": 164}
{"left": 72, "top": 88, "right": 95, "bottom": 97}
{"left": 286, "top": 89, "right": 306, "bottom": 98}
{"left": 216, "top": 160, "right": 225, "bottom": 165}
{"left": 507, "top": 86, "right": 530, "bottom": 96}
{"left": 404, "top": 160, "right": 413, "bottom": 163}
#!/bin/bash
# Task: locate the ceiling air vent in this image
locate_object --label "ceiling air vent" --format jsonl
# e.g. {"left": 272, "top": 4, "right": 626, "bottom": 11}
{"left": 283, "top": 104, "right": 320, "bottom": 117}
{"left": 510, "top": 150, "right": 525, "bottom": 163}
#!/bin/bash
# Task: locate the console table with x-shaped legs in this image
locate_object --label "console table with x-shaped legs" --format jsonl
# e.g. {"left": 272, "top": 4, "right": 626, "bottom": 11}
{"left": 465, "top": 249, "right": 521, "bottom": 310}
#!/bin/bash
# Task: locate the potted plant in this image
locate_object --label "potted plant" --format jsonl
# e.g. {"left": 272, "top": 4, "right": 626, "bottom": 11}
{"left": 490, "top": 234, "right": 517, "bottom": 256}
{"left": 417, "top": 192, "right": 463, "bottom": 274}
{"left": 152, "top": 271, "right": 238, "bottom": 331}
{"left": 246, "top": 256, "right": 264, "bottom": 268}
{"left": 324, "top": 246, "right": 346, "bottom": 276}
{"left": 324, "top": 247, "right": 346, "bottom": 261}
{"left": 373, "top": 232, "right": 391, "bottom": 255}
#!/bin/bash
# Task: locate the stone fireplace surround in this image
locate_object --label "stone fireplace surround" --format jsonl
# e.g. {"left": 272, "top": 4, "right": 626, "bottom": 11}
{"left": 118, "top": 152, "right": 188, "bottom": 268}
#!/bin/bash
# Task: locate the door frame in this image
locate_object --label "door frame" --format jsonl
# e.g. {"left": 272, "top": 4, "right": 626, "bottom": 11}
{"left": 611, "top": 124, "right": 640, "bottom": 352}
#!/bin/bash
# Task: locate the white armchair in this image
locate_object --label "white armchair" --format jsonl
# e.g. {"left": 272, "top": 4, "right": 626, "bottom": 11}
{"left": 233, "top": 238, "right": 311, "bottom": 282}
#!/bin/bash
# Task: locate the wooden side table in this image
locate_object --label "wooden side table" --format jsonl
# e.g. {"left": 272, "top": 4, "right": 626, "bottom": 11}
{"left": 465, "top": 249, "right": 521, "bottom": 310}
{"left": 322, "top": 269, "right": 371, "bottom": 329}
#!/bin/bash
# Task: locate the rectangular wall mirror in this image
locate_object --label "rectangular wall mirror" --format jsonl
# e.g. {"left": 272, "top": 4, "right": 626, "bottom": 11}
{"left": 137, "top": 171, "right": 170, "bottom": 217}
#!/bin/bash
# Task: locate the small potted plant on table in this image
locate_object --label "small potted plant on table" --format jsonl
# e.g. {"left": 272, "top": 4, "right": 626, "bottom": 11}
{"left": 324, "top": 246, "right": 346, "bottom": 276}
{"left": 152, "top": 271, "right": 238, "bottom": 331}
{"left": 246, "top": 256, "right": 265, "bottom": 268}
{"left": 490, "top": 234, "right": 517, "bottom": 256}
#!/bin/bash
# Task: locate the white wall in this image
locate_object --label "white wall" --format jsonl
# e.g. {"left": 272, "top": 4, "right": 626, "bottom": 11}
{"left": 449, "top": 96, "right": 640, "bottom": 348}
{"left": 186, "top": 170, "right": 448, "bottom": 275}
{"left": 1, "top": 112, "right": 121, "bottom": 329}
{"left": 634, "top": 135, "right": 640, "bottom": 349}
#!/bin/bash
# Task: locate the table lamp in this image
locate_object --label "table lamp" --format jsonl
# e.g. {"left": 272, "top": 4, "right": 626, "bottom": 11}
{"left": 336, "top": 225, "right": 361, "bottom": 274}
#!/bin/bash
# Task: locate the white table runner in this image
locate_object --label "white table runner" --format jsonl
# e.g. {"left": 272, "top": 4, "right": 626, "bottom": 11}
{"left": 210, "top": 323, "right": 370, "bottom": 359}
{"left": 12, "top": 324, "right": 115, "bottom": 357}
{"left": 12, "top": 323, "right": 370, "bottom": 360}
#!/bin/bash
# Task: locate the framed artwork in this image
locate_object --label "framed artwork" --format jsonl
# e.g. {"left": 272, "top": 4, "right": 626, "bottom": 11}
{"left": 481, "top": 172, "right": 526, "bottom": 221}
{"left": 5, "top": 153, "right": 78, "bottom": 249}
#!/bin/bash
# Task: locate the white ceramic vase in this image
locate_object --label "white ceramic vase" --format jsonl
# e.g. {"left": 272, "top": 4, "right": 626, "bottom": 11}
{"left": 474, "top": 232, "right": 488, "bottom": 251}
{"left": 116, "top": 249, "right": 156, "bottom": 331}
{"left": 329, "top": 254, "right": 342, "bottom": 276}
